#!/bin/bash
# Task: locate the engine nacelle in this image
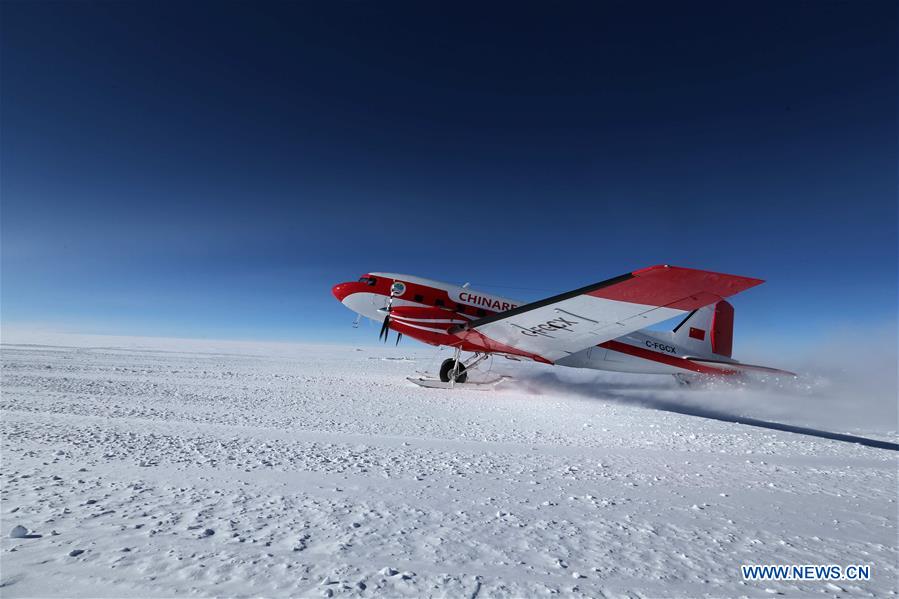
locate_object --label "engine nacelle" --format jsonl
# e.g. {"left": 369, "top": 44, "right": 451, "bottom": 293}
{"left": 388, "top": 306, "right": 469, "bottom": 333}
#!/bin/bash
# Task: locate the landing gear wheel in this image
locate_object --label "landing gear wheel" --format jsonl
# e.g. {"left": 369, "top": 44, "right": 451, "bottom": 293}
{"left": 439, "top": 358, "right": 468, "bottom": 384}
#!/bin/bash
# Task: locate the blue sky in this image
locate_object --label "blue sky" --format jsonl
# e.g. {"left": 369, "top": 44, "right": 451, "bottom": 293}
{"left": 1, "top": 1, "right": 896, "bottom": 349}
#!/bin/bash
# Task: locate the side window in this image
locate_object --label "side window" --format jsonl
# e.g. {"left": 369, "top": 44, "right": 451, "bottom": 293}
{"left": 413, "top": 294, "right": 424, "bottom": 303}
{"left": 435, "top": 299, "right": 445, "bottom": 307}
{"left": 476, "top": 309, "right": 486, "bottom": 317}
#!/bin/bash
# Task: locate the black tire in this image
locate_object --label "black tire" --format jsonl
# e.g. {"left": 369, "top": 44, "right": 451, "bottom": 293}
{"left": 439, "top": 358, "right": 468, "bottom": 383}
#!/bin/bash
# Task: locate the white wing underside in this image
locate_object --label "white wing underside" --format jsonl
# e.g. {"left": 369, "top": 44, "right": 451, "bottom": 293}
{"left": 452, "top": 265, "right": 764, "bottom": 364}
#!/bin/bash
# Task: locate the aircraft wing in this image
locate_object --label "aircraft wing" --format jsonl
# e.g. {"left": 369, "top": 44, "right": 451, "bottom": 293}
{"left": 450, "top": 265, "right": 764, "bottom": 364}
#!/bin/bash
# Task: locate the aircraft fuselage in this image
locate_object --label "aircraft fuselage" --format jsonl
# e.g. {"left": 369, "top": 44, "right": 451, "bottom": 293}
{"left": 332, "top": 272, "right": 741, "bottom": 376}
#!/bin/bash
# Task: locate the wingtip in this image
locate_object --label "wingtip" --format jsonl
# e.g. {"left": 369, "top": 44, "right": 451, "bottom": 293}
{"left": 633, "top": 264, "right": 765, "bottom": 287}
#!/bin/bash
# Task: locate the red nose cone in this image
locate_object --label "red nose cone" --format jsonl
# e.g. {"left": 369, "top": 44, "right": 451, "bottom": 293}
{"left": 332, "top": 282, "right": 359, "bottom": 302}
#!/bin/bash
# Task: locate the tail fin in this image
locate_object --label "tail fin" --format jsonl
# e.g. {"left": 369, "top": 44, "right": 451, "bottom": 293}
{"left": 671, "top": 300, "right": 734, "bottom": 358}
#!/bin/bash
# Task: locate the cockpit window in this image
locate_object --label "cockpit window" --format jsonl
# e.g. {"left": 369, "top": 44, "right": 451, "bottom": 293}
{"left": 358, "top": 276, "right": 377, "bottom": 286}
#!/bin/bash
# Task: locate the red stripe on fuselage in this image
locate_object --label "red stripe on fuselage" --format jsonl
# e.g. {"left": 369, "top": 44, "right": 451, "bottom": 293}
{"left": 599, "top": 340, "right": 738, "bottom": 375}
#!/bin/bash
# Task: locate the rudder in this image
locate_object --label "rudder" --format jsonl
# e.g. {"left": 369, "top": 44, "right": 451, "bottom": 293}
{"left": 710, "top": 300, "right": 734, "bottom": 357}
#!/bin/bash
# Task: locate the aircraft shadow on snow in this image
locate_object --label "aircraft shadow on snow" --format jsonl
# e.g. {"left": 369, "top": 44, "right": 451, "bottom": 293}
{"left": 511, "top": 373, "right": 899, "bottom": 452}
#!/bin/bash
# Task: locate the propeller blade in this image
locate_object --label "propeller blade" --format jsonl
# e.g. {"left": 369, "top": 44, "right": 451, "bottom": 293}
{"left": 395, "top": 332, "right": 403, "bottom": 346}
{"left": 378, "top": 287, "right": 398, "bottom": 343}
{"left": 379, "top": 315, "right": 390, "bottom": 342}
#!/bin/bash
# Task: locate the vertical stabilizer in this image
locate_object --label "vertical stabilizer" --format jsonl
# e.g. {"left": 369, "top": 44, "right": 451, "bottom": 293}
{"left": 671, "top": 300, "right": 734, "bottom": 358}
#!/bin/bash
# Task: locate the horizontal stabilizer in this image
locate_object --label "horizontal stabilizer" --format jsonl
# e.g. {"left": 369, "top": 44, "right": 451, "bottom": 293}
{"left": 686, "top": 357, "right": 796, "bottom": 377}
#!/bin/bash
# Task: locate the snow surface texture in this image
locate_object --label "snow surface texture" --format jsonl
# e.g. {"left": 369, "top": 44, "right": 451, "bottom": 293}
{"left": 1, "top": 332, "right": 897, "bottom": 598}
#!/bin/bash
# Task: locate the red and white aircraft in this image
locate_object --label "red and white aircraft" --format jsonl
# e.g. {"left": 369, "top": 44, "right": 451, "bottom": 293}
{"left": 332, "top": 265, "right": 793, "bottom": 386}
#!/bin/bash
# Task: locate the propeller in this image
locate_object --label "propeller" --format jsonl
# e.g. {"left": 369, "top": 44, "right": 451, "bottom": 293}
{"left": 378, "top": 281, "right": 405, "bottom": 343}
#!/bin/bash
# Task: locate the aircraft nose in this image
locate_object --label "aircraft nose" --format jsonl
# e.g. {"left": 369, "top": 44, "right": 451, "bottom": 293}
{"left": 331, "top": 282, "right": 356, "bottom": 302}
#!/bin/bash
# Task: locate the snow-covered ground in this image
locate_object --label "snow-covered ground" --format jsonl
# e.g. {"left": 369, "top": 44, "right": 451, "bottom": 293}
{"left": 1, "top": 333, "right": 897, "bottom": 598}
